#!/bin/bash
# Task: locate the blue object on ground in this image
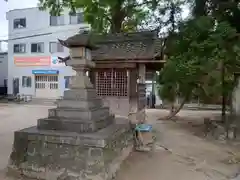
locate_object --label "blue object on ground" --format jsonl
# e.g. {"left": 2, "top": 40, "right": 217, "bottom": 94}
{"left": 135, "top": 124, "right": 152, "bottom": 132}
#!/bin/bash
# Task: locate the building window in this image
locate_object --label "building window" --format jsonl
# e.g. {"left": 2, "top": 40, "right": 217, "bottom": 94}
{"left": 22, "top": 76, "right": 32, "bottom": 87}
{"left": 49, "top": 42, "right": 64, "bottom": 53}
{"left": 64, "top": 76, "right": 71, "bottom": 89}
{"left": 50, "top": 15, "right": 64, "bottom": 26}
{"left": 31, "top": 43, "right": 44, "bottom": 53}
{"left": 70, "top": 13, "right": 84, "bottom": 24}
{"left": 13, "top": 44, "right": 26, "bottom": 53}
{"left": 13, "top": 18, "right": 26, "bottom": 29}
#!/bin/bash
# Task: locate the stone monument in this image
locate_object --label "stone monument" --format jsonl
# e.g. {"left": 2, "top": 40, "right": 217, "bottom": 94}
{"left": 8, "top": 33, "right": 133, "bottom": 180}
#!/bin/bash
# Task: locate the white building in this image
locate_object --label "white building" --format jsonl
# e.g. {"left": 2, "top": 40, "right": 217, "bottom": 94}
{"left": 6, "top": 7, "right": 90, "bottom": 98}
{"left": 0, "top": 52, "right": 8, "bottom": 87}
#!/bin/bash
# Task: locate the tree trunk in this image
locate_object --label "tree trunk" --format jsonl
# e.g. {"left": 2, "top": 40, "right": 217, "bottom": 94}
{"left": 222, "top": 96, "right": 226, "bottom": 121}
{"left": 225, "top": 93, "right": 233, "bottom": 139}
{"left": 110, "top": 19, "right": 123, "bottom": 33}
{"left": 221, "top": 61, "right": 226, "bottom": 123}
{"left": 166, "top": 96, "right": 188, "bottom": 120}
{"left": 193, "top": 0, "right": 208, "bottom": 17}
{"left": 110, "top": 3, "right": 125, "bottom": 33}
{"left": 169, "top": 102, "right": 175, "bottom": 114}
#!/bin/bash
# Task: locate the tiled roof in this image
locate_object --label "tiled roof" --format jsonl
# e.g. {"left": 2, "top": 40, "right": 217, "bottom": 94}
{"left": 60, "top": 30, "right": 163, "bottom": 61}
{"left": 58, "top": 31, "right": 97, "bottom": 50}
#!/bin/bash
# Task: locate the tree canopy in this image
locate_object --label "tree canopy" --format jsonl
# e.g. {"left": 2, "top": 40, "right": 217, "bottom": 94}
{"left": 38, "top": 0, "right": 159, "bottom": 33}
{"left": 157, "top": 0, "right": 240, "bottom": 119}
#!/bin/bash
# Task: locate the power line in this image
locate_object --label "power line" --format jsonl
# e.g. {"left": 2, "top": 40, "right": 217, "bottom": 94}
{"left": 0, "top": 23, "right": 90, "bottom": 39}
{"left": 0, "top": 25, "right": 90, "bottom": 41}
{"left": 0, "top": 25, "right": 90, "bottom": 39}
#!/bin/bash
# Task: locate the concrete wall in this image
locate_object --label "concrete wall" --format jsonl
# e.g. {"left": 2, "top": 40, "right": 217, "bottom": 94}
{"left": 0, "top": 52, "right": 8, "bottom": 86}
{"left": 6, "top": 7, "right": 90, "bottom": 96}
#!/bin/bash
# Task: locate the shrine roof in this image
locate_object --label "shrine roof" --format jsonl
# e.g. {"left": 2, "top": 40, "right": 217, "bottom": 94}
{"left": 59, "top": 30, "right": 163, "bottom": 61}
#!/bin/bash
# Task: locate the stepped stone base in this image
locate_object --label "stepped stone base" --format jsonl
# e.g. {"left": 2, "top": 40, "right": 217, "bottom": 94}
{"left": 8, "top": 118, "right": 133, "bottom": 180}
{"left": 37, "top": 114, "right": 114, "bottom": 133}
{"left": 38, "top": 107, "right": 114, "bottom": 133}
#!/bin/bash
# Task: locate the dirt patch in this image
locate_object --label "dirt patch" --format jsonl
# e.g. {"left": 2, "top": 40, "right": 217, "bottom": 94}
{"left": 116, "top": 110, "right": 240, "bottom": 180}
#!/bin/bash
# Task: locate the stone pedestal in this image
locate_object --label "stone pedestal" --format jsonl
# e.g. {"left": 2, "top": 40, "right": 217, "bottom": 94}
{"left": 8, "top": 122, "right": 132, "bottom": 180}
{"left": 8, "top": 43, "right": 133, "bottom": 180}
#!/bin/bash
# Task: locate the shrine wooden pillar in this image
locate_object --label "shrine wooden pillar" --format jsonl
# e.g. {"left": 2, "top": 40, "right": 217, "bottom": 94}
{"left": 128, "top": 64, "right": 146, "bottom": 123}
{"left": 138, "top": 64, "right": 146, "bottom": 122}
{"left": 128, "top": 69, "right": 138, "bottom": 123}
{"left": 138, "top": 64, "right": 146, "bottom": 83}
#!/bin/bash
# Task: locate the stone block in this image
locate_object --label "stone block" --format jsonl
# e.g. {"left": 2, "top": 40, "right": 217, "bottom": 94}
{"left": 63, "top": 88, "right": 98, "bottom": 100}
{"left": 69, "top": 48, "right": 86, "bottom": 59}
{"left": 67, "top": 58, "right": 95, "bottom": 68}
{"left": 37, "top": 115, "right": 114, "bottom": 133}
{"left": 56, "top": 98, "right": 103, "bottom": 109}
{"left": 48, "top": 107, "right": 111, "bottom": 121}
{"left": 8, "top": 120, "right": 133, "bottom": 180}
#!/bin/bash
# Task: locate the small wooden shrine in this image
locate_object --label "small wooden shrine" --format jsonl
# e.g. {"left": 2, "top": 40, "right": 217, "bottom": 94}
{"left": 59, "top": 30, "right": 165, "bottom": 121}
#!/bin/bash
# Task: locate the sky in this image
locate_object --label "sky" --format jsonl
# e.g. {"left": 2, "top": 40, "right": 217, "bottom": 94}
{"left": 0, "top": 0, "right": 38, "bottom": 39}
{"left": 0, "top": 0, "right": 38, "bottom": 51}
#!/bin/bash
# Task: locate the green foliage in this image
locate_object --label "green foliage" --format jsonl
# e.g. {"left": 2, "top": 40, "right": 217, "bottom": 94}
{"left": 190, "top": 0, "right": 240, "bottom": 33}
{"left": 158, "top": 16, "right": 240, "bottom": 104}
{"left": 38, "top": 0, "right": 158, "bottom": 33}
{"left": 140, "top": 0, "right": 186, "bottom": 32}
{"left": 160, "top": 0, "right": 186, "bottom": 32}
